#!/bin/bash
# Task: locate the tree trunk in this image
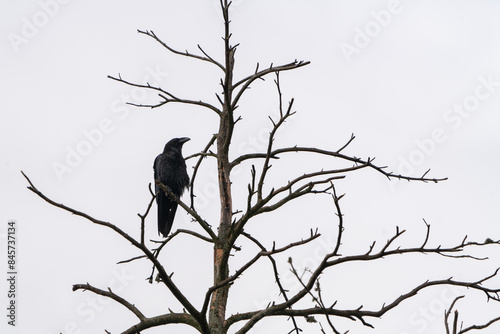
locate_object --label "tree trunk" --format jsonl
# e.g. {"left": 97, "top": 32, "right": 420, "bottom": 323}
{"left": 209, "top": 40, "right": 235, "bottom": 334}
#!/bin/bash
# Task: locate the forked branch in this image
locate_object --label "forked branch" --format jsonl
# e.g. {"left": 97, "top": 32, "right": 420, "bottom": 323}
{"left": 231, "top": 60, "right": 310, "bottom": 109}
{"left": 232, "top": 137, "right": 447, "bottom": 184}
{"left": 107, "top": 74, "right": 221, "bottom": 115}
{"left": 137, "top": 29, "right": 225, "bottom": 71}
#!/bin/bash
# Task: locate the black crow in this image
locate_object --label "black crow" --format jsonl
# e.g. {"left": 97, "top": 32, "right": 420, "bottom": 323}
{"left": 153, "top": 137, "right": 190, "bottom": 237}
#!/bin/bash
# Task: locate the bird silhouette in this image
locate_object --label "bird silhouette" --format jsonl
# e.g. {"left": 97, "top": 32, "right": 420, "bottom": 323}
{"left": 153, "top": 137, "right": 190, "bottom": 237}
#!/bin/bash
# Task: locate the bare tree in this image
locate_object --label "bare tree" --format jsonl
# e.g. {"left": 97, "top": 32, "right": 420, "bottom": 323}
{"left": 23, "top": 1, "right": 500, "bottom": 333}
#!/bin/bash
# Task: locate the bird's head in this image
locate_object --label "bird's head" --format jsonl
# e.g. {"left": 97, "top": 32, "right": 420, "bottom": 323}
{"left": 163, "top": 137, "right": 190, "bottom": 153}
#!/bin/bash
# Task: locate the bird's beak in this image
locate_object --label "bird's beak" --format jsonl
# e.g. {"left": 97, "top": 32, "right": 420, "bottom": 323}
{"left": 179, "top": 137, "right": 191, "bottom": 144}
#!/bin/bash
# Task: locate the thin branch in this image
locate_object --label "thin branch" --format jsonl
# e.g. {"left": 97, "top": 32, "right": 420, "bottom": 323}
{"left": 325, "top": 238, "right": 493, "bottom": 269}
{"left": 120, "top": 313, "right": 201, "bottom": 334}
{"left": 230, "top": 152, "right": 280, "bottom": 168}
{"left": 460, "top": 315, "right": 500, "bottom": 333}
{"left": 73, "top": 283, "right": 146, "bottom": 321}
{"left": 188, "top": 134, "right": 218, "bottom": 210}
{"left": 269, "top": 146, "right": 447, "bottom": 183}
{"left": 255, "top": 73, "right": 295, "bottom": 204}
{"left": 445, "top": 296, "right": 465, "bottom": 334}
{"left": 231, "top": 60, "right": 310, "bottom": 110}
{"left": 149, "top": 228, "right": 240, "bottom": 265}
{"left": 288, "top": 266, "right": 341, "bottom": 334}
{"left": 421, "top": 218, "right": 431, "bottom": 248}
{"left": 379, "top": 226, "right": 406, "bottom": 253}
{"left": 232, "top": 141, "right": 447, "bottom": 184}
{"left": 155, "top": 180, "right": 217, "bottom": 241}
{"left": 231, "top": 133, "right": 354, "bottom": 168}
{"left": 336, "top": 133, "right": 355, "bottom": 154}
{"left": 155, "top": 228, "right": 216, "bottom": 245}
{"left": 254, "top": 172, "right": 345, "bottom": 215}
{"left": 137, "top": 29, "right": 225, "bottom": 71}
{"left": 327, "top": 183, "right": 345, "bottom": 259}
{"left": 246, "top": 165, "right": 256, "bottom": 213}
{"left": 257, "top": 100, "right": 295, "bottom": 201}
{"left": 118, "top": 228, "right": 232, "bottom": 267}
{"left": 261, "top": 232, "right": 321, "bottom": 256}
{"left": 316, "top": 280, "right": 342, "bottom": 334}
{"left": 137, "top": 183, "right": 157, "bottom": 245}
{"left": 237, "top": 231, "right": 312, "bottom": 334}
{"left": 107, "top": 74, "right": 221, "bottom": 115}
{"left": 117, "top": 254, "right": 146, "bottom": 265}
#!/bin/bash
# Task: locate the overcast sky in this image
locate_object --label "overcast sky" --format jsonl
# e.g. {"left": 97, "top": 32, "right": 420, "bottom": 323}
{"left": 2, "top": 1, "right": 500, "bottom": 333}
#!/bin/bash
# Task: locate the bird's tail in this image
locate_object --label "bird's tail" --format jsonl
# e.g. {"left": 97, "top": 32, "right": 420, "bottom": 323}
{"left": 157, "top": 192, "right": 177, "bottom": 238}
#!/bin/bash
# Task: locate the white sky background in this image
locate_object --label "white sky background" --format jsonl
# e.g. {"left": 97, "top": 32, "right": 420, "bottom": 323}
{"left": 1, "top": 0, "right": 500, "bottom": 333}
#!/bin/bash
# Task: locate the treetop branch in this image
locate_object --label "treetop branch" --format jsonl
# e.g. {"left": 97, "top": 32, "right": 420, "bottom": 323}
{"left": 231, "top": 60, "right": 310, "bottom": 110}
{"left": 137, "top": 29, "right": 225, "bottom": 71}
